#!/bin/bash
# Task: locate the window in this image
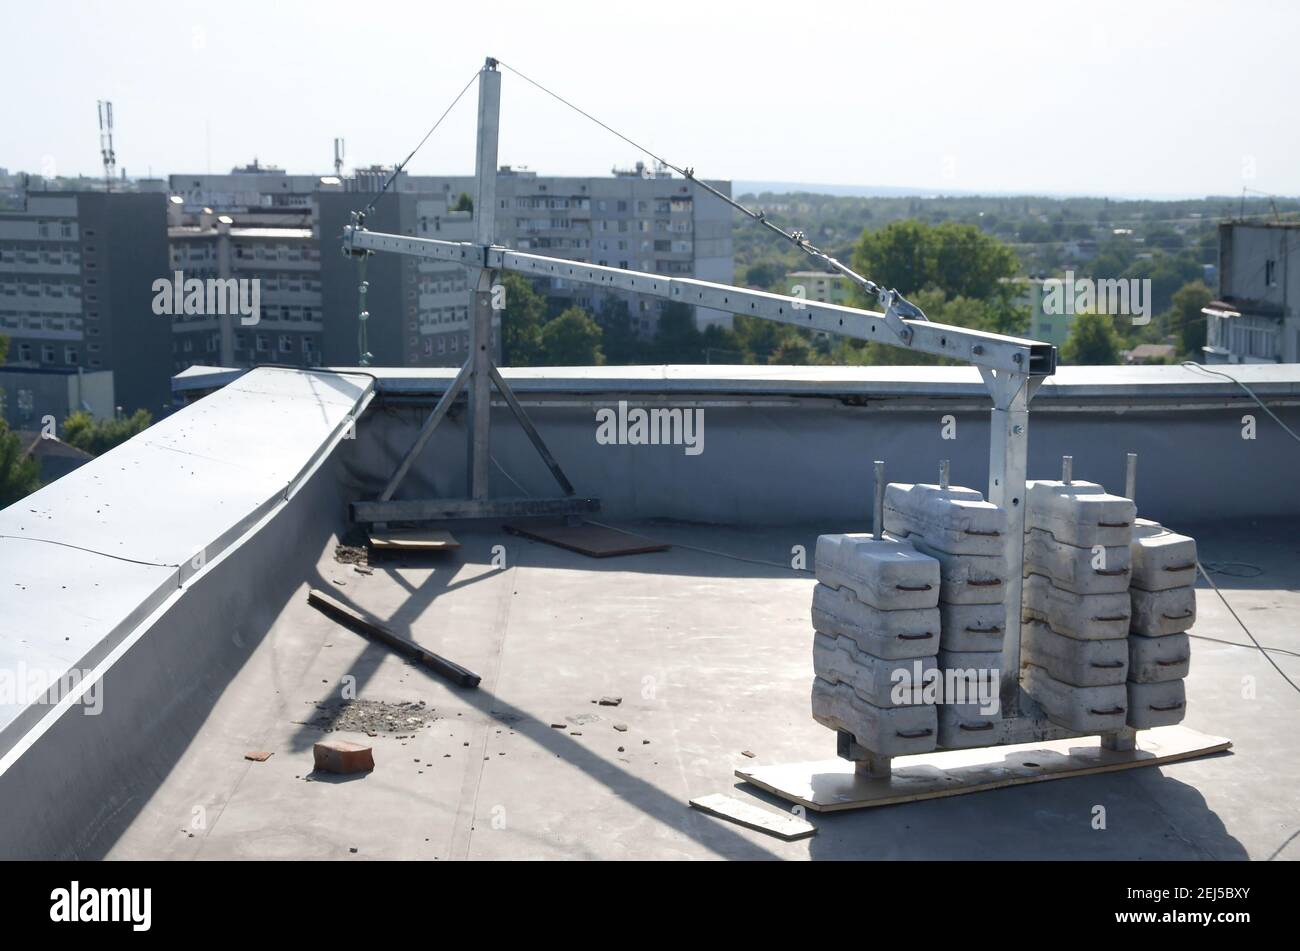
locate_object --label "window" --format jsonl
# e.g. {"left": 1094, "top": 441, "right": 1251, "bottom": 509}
{"left": 41, "top": 345, "right": 55, "bottom": 363}
{"left": 1266, "top": 259, "right": 1278, "bottom": 287}
{"left": 17, "top": 343, "right": 32, "bottom": 362}
{"left": 256, "top": 335, "right": 269, "bottom": 352}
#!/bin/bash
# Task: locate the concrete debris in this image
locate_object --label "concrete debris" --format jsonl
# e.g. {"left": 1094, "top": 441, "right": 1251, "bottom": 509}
{"left": 304, "top": 699, "right": 437, "bottom": 734}
{"left": 333, "top": 543, "right": 369, "bottom": 566}
{"left": 244, "top": 751, "right": 273, "bottom": 762}
{"left": 598, "top": 696, "right": 622, "bottom": 706}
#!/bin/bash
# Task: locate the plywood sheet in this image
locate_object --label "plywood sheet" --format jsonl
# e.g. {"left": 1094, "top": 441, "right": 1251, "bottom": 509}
{"left": 688, "top": 793, "right": 816, "bottom": 840}
{"left": 504, "top": 520, "right": 669, "bottom": 558}
{"left": 368, "top": 528, "right": 460, "bottom": 551}
{"left": 736, "top": 725, "right": 1230, "bottom": 812}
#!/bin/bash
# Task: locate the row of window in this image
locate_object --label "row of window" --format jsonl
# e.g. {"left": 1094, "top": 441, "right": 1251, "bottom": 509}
{"left": 0, "top": 281, "right": 83, "bottom": 299}
{"left": 11, "top": 342, "right": 92, "bottom": 366}
{"left": 173, "top": 332, "right": 317, "bottom": 355}
{"left": 0, "top": 247, "right": 82, "bottom": 267}
{"left": 410, "top": 333, "right": 470, "bottom": 357}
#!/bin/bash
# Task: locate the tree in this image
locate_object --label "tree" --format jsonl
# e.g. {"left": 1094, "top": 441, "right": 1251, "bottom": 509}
{"left": 848, "top": 220, "right": 1019, "bottom": 303}
{"left": 0, "top": 421, "right": 40, "bottom": 508}
{"left": 60, "top": 409, "right": 153, "bottom": 456}
{"left": 498, "top": 273, "right": 546, "bottom": 366}
{"left": 0, "top": 334, "right": 9, "bottom": 365}
{"left": 595, "top": 297, "right": 640, "bottom": 365}
{"left": 453, "top": 192, "right": 474, "bottom": 214}
{"left": 651, "top": 302, "right": 703, "bottom": 363}
{"left": 1168, "top": 281, "right": 1212, "bottom": 358}
{"left": 769, "top": 337, "right": 815, "bottom": 365}
{"left": 538, "top": 307, "right": 603, "bottom": 365}
{"left": 1061, "top": 312, "right": 1122, "bottom": 365}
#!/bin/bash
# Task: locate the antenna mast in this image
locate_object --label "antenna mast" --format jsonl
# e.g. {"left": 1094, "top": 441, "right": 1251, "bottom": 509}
{"left": 97, "top": 100, "right": 116, "bottom": 192}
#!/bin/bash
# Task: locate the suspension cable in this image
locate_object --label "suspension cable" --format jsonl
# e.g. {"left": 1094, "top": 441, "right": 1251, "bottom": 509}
{"left": 358, "top": 68, "right": 480, "bottom": 222}
{"left": 494, "top": 58, "right": 925, "bottom": 319}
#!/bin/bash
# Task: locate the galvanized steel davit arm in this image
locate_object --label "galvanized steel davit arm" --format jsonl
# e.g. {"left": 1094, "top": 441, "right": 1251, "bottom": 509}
{"left": 343, "top": 58, "right": 1058, "bottom": 720}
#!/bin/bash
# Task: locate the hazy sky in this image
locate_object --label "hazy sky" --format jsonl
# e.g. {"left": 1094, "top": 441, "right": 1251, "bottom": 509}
{"left": 5, "top": 0, "right": 1298, "bottom": 197}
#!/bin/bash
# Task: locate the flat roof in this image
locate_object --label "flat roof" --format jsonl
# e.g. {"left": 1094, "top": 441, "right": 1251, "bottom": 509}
{"left": 105, "top": 516, "right": 1299, "bottom": 859}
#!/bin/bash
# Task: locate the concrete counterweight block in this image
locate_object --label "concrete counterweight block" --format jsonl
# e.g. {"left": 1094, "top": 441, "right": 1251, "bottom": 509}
{"left": 1130, "top": 585, "right": 1197, "bottom": 636}
{"left": 1023, "top": 527, "right": 1130, "bottom": 595}
{"left": 814, "top": 534, "right": 940, "bottom": 611}
{"left": 937, "top": 601, "right": 1005, "bottom": 652}
{"left": 883, "top": 483, "right": 1008, "bottom": 557}
{"left": 1022, "top": 572, "right": 1131, "bottom": 640}
{"left": 811, "top": 583, "right": 939, "bottom": 660}
{"left": 908, "top": 536, "right": 1007, "bottom": 605}
{"left": 1020, "top": 618, "right": 1128, "bottom": 687}
{"left": 1021, "top": 664, "right": 1128, "bottom": 733}
{"left": 1024, "top": 480, "right": 1136, "bottom": 549}
{"left": 1130, "top": 524, "right": 1198, "bottom": 592}
{"left": 937, "top": 703, "right": 1002, "bottom": 748}
{"left": 813, "top": 633, "right": 938, "bottom": 708}
{"left": 1127, "top": 679, "right": 1187, "bottom": 728}
{"left": 811, "top": 677, "right": 937, "bottom": 756}
{"left": 1128, "top": 631, "right": 1191, "bottom": 683}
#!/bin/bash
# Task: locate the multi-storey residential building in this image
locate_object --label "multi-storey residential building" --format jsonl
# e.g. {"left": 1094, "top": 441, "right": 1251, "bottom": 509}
{"left": 169, "top": 161, "right": 341, "bottom": 214}
{"left": 786, "top": 270, "right": 851, "bottom": 307}
{"left": 167, "top": 205, "right": 324, "bottom": 373}
{"left": 317, "top": 186, "right": 477, "bottom": 368}
{"left": 1203, "top": 222, "right": 1299, "bottom": 364}
{"left": 176, "top": 161, "right": 734, "bottom": 368}
{"left": 0, "top": 192, "right": 171, "bottom": 416}
{"left": 402, "top": 162, "right": 734, "bottom": 335}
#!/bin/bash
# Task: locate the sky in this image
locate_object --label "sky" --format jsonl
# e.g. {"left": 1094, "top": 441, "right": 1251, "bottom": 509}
{"left": 4, "top": 0, "right": 1299, "bottom": 198}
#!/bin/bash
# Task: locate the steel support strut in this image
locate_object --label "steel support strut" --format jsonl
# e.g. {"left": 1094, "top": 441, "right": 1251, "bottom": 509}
{"left": 980, "top": 367, "right": 1044, "bottom": 717}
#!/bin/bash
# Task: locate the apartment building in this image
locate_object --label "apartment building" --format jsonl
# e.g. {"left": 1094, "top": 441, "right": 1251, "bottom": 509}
{"left": 1203, "top": 222, "right": 1299, "bottom": 364}
{"left": 405, "top": 162, "right": 734, "bottom": 334}
{"left": 786, "top": 270, "right": 851, "bottom": 307}
{"left": 0, "top": 192, "right": 171, "bottom": 416}
{"left": 173, "top": 161, "right": 734, "bottom": 368}
{"left": 167, "top": 212, "right": 325, "bottom": 373}
{"left": 317, "top": 187, "right": 477, "bottom": 367}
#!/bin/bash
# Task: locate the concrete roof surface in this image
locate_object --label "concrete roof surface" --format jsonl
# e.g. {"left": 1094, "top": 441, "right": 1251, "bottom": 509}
{"left": 106, "top": 517, "right": 1298, "bottom": 860}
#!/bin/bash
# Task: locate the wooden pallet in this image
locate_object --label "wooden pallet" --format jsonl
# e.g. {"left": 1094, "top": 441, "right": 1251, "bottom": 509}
{"left": 736, "top": 725, "right": 1230, "bottom": 812}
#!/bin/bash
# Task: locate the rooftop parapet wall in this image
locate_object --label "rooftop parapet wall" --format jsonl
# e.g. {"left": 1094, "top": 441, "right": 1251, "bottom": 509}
{"left": 329, "top": 364, "right": 1296, "bottom": 528}
{"left": 0, "top": 368, "right": 373, "bottom": 808}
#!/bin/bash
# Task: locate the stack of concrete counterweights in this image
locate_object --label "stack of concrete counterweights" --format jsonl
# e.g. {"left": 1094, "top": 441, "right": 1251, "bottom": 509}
{"left": 809, "top": 482, "right": 1009, "bottom": 755}
{"left": 1126, "top": 517, "right": 1196, "bottom": 726}
{"left": 883, "top": 484, "right": 1009, "bottom": 746}
{"left": 1020, "top": 480, "right": 1193, "bottom": 733}
{"left": 810, "top": 532, "right": 941, "bottom": 756}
